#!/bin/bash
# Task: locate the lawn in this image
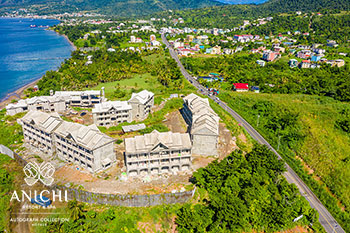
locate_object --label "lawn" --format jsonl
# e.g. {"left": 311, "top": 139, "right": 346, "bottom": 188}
{"left": 91, "top": 73, "right": 163, "bottom": 100}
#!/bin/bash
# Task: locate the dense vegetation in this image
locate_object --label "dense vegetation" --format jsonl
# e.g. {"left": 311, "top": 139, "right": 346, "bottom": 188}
{"left": 241, "top": 14, "right": 350, "bottom": 44}
{"left": 38, "top": 200, "right": 180, "bottom": 232}
{"left": 218, "top": 92, "right": 350, "bottom": 231}
{"left": 31, "top": 48, "right": 188, "bottom": 98}
{"left": 0, "top": 0, "right": 223, "bottom": 16}
{"left": 151, "top": 0, "right": 350, "bottom": 28}
{"left": 176, "top": 145, "right": 323, "bottom": 232}
{"left": 0, "top": 155, "right": 14, "bottom": 232}
{"left": 182, "top": 53, "right": 350, "bottom": 101}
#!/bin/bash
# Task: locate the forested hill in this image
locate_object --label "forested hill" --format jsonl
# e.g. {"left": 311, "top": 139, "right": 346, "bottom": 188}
{"left": 0, "top": 0, "right": 224, "bottom": 16}
{"left": 262, "top": 0, "right": 350, "bottom": 12}
{"left": 151, "top": 0, "right": 350, "bottom": 28}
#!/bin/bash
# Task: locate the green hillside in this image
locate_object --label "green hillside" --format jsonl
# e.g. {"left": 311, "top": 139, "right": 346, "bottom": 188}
{"left": 0, "top": 0, "right": 224, "bottom": 16}
{"left": 151, "top": 0, "right": 350, "bottom": 28}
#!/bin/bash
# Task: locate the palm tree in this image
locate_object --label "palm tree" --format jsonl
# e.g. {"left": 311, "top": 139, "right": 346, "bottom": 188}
{"left": 68, "top": 199, "right": 84, "bottom": 222}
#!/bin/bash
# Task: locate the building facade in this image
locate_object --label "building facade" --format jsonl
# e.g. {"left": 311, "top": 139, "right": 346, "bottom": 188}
{"left": 52, "top": 88, "right": 105, "bottom": 107}
{"left": 6, "top": 96, "right": 66, "bottom": 116}
{"left": 92, "top": 101, "right": 132, "bottom": 127}
{"left": 19, "top": 111, "right": 63, "bottom": 154}
{"left": 183, "top": 94, "right": 219, "bottom": 156}
{"left": 19, "top": 111, "right": 115, "bottom": 173}
{"left": 54, "top": 122, "right": 115, "bottom": 173}
{"left": 128, "top": 90, "right": 154, "bottom": 121}
{"left": 124, "top": 130, "right": 192, "bottom": 176}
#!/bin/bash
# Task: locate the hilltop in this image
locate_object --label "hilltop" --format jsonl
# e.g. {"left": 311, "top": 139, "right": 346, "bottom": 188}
{"left": 0, "top": 0, "right": 224, "bottom": 16}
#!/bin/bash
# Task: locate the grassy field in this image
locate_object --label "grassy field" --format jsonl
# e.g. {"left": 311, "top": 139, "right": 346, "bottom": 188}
{"left": 218, "top": 91, "right": 350, "bottom": 231}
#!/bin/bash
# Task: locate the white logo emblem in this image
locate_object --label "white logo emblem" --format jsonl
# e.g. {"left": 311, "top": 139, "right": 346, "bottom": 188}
{"left": 23, "top": 162, "right": 55, "bottom": 186}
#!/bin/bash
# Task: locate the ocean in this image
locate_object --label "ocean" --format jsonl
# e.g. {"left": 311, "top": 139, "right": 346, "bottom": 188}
{"left": 0, "top": 18, "right": 74, "bottom": 100}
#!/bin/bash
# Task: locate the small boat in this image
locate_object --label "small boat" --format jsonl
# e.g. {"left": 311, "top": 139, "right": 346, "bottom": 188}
{"left": 30, "top": 25, "right": 37, "bottom": 28}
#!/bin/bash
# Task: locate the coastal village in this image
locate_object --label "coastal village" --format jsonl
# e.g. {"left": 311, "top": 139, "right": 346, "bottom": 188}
{"left": 1, "top": 0, "right": 350, "bottom": 229}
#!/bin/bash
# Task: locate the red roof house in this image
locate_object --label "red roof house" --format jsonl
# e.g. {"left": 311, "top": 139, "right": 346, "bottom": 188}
{"left": 233, "top": 83, "right": 249, "bottom": 92}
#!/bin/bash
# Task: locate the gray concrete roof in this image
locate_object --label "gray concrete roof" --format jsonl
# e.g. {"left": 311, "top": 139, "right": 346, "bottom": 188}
{"left": 122, "top": 123, "right": 146, "bottom": 133}
{"left": 54, "top": 90, "right": 101, "bottom": 97}
{"left": 54, "top": 122, "right": 115, "bottom": 150}
{"left": 125, "top": 130, "right": 191, "bottom": 154}
{"left": 184, "top": 94, "right": 219, "bottom": 136}
{"left": 6, "top": 96, "right": 64, "bottom": 110}
{"left": 20, "top": 111, "right": 62, "bottom": 133}
{"left": 128, "top": 90, "right": 154, "bottom": 105}
{"left": 92, "top": 101, "right": 132, "bottom": 113}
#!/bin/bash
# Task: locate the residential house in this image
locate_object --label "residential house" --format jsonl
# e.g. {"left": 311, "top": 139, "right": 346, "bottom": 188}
{"left": 326, "top": 59, "right": 345, "bottom": 67}
{"left": 311, "top": 55, "right": 322, "bottom": 62}
{"left": 211, "top": 46, "right": 221, "bottom": 55}
{"left": 262, "top": 51, "right": 280, "bottom": 62}
{"left": 327, "top": 40, "right": 338, "bottom": 48}
{"left": 233, "top": 83, "right": 249, "bottom": 92}
{"left": 299, "top": 60, "right": 311, "bottom": 68}
{"left": 251, "top": 86, "right": 260, "bottom": 93}
{"left": 289, "top": 59, "right": 298, "bottom": 68}
{"left": 256, "top": 60, "right": 266, "bottom": 67}
{"left": 297, "top": 50, "right": 312, "bottom": 59}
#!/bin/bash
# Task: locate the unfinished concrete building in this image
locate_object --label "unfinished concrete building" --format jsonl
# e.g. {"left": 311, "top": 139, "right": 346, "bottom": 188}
{"left": 19, "top": 110, "right": 115, "bottom": 173}
{"left": 6, "top": 96, "right": 66, "bottom": 116}
{"left": 128, "top": 90, "right": 154, "bottom": 120}
{"left": 183, "top": 93, "right": 219, "bottom": 156}
{"left": 92, "top": 101, "right": 132, "bottom": 127}
{"left": 52, "top": 88, "right": 105, "bottom": 107}
{"left": 124, "top": 130, "right": 192, "bottom": 176}
{"left": 54, "top": 122, "right": 115, "bottom": 173}
{"left": 19, "top": 111, "right": 63, "bottom": 154}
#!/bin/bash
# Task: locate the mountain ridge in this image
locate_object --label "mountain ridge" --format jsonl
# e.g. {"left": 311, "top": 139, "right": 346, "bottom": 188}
{"left": 0, "top": 0, "right": 225, "bottom": 16}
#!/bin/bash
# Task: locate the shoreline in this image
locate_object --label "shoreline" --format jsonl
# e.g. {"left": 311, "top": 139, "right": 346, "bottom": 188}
{"left": 0, "top": 24, "right": 76, "bottom": 110}
{"left": 0, "top": 79, "right": 40, "bottom": 109}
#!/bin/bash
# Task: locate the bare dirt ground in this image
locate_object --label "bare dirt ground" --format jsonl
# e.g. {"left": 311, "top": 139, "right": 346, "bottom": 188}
{"left": 52, "top": 110, "right": 238, "bottom": 195}
{"left": 164, "top": 110, "right": 188, "bottom": 133}
{"left": 63, "top": 109, "right": 94, "bottom": 125}
{"left": 55, "top": 164, "right": 192, "bottom": 195}
{"left": 218, "top": 122, "right": 237, "bottom": 159}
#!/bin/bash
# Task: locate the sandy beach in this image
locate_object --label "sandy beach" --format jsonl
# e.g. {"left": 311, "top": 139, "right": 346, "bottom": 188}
{"left": 0, "top": 79, "right": 39, "bottom": 109}
{"left": 0, "top": 28, "right": 76, "bottom": 110}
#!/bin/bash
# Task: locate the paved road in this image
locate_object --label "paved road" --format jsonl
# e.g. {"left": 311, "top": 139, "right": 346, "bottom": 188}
{"left": 161, "top": 33, "right": 346, "bottom": 233}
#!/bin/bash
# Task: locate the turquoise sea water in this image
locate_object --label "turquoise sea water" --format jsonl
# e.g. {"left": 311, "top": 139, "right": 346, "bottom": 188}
{"left": 0, "top": 18, "right": 74, "bottom": 100}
